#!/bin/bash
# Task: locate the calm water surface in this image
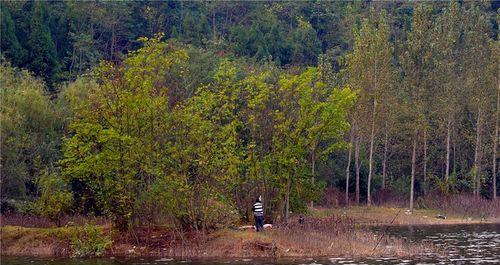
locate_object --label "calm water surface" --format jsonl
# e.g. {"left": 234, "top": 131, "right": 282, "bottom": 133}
{"left": 2, "top": 224, "right": 499, "bottom": 265}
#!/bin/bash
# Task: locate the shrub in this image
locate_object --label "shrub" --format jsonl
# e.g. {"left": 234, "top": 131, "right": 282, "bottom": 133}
{"left": 424, "top": 193, "right": 500, "bottom": 219}
{"left": 0, "top": 199, "right": 38, "bottom": 214}
{"left": 202, "top": 199, "right": 240, "bottom": 230}
{"left": 318, "top": 187, "right": 342, "bottom": 207}
{"left": 36, "top": 171, "right": 73, "bottom": 226}
{"left": 372, "top": 188, "right": 406, "bottom": 207}
{"left": 71, "top": 224, "right": 112, "bottom": 257}
{"left": 388, "top": 176, "right": 411, "bottom": 196}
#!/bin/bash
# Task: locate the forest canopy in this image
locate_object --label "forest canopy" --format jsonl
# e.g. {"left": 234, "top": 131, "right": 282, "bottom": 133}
{"left": 0, "top": 1, "right": 498, "bottom": 230}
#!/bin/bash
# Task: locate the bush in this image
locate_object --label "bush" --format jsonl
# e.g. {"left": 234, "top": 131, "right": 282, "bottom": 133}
{"left": 71, "top": 224, "right": 112, "bottom": 257}
{"left": 135, "top": 178, "right": 239, "bottom": 231}
{"left": 388, "top": 176, "right": 411, "bottom": 196}
{"left": 0, "top": 199, "right": 38, "bottom": 214}
{"left": 0, "top": 200, "right": 17, "bottom": 214}
{"left": 36, "top": 171, "right": 73, "bottom": 226}
{"left": 202, "top": 199, "right": 240, "bottom": 230}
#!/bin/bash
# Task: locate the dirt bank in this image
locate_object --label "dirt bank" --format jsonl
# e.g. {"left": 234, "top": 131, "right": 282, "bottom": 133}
{"left": 6, "top": 205, "right": 491, "bottom": 258}
{"left": 1, "top": 221, "right": 432, "bottom": 258}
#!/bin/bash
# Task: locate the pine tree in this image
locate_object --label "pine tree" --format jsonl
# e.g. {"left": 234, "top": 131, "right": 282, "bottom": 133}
{"left": 0, "top": 7, "right": 27, "bottom": 65}
{"left": 26, "top": 2, "right": 61, "bottom": 90}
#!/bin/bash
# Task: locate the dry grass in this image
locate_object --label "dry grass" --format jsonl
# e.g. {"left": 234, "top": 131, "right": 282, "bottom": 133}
{"left": 311, "top": 205, "right": 500, "bottom": 225}
{"left": 0, "top": 213, "right": 107, "bottom": 228}
{"left": 205, "top": 222, "right": 433, "bottom": 258}
{"left": 423, "top": 194, "right": 500, "bottom": 220}
{"left": 0, "top": 225, "right": 78, "bottom": 256}
{"left": 3, "top": 201, "right": 496, "bottom": 258}
{"left": 1, "top": 217, "right": 434, "bottom": 259}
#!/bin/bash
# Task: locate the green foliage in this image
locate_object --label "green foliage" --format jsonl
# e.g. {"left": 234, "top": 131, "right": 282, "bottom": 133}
{"left": 388, "top": 176, "right": 411, "bottom": 197}
{"left": 0, "top": 1, "right": 352, "bottom": 85}
{"left": 230, "top": 9, "right": 293, "bottom": 65}
{"left": 273, "top": 67, "right": 355, "bottom": 215}
{"left": 2, "top": 1, "right": 498, "bottom": 229}
{"left": 427, "top": 174, "right": 462, "bottom": 195}
{"left": 290, "top": 18, "right": 322, "bottom": 65}
{"left": 427, "top": 174, "right": 444, "bottom": 195}
{"left": 36, "top": 171, "right": 73, "bottom": 226}
{"left": 60, "top": 35, "right": 194, "bottom": 230}
{"left": 26, "top": 2, "right": 61, "bottom": 88}
{"left": 58, "top": 35, "right": 355, "bottom": 228}
{"left": 0, "top": 8, "right": 26, "bottom": 65}
{"left": 0, "top": 199, "right": 38, "bottom": 215}
{"left": 71, "top": 224, "right": 112, "bottom": 257}
{"left": 0, "top": 60, "right": 63, "bottom": 199}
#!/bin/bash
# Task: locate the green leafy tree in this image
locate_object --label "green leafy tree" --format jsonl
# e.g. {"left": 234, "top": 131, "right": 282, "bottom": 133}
{"left": 230, "top": 8, "right": 292, "bottom": 65}
{"left": 400, "top": 4, "right": 435, "bottom": 210}
{"left": 274, "top": 68, "right": 355, "bottom": 218}
{"left": 462, "top": 5, "right": 497, "bottom": 197}
{"left": 346, "top": 10, "right": 394, "bottom": 206}
{"left": 61, "top": 35, "right": 187, "bottom": 230}
{"left": 0, "top": 60, "right": 62, "bottom": 200}
{"left": 431, "top": 2, "right": 464, "bottom": 194}
{"left": 290, "top": 18, "right": 322, "bottom": 65}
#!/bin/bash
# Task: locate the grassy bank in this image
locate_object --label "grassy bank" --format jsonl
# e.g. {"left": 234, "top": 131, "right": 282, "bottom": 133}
{"left": 0, "top": 226, "right": 430, "bottom": 258}
{"left": 1, "top": 213, "right": 434, "bottom": 258}
{"left": 203, "top": 227, "right": 430, "bottom": 258}
{"left": 311, "top": 206, "right": 500, "bottom": 226}
{"left": 5, "top": 203, "right": 496, "bottom": 258}
{"left": 1, "top": 225, "right": 78, "bottom": 256}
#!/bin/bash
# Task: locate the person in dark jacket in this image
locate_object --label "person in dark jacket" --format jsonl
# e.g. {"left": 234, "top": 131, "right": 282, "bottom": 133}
{"left": 252, "top": 196, "right": 264, "bottom": 232}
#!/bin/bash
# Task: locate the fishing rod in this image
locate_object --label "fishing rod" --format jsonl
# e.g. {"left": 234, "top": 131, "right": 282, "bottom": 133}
{"left": 372, "top": 208, "right": 403, "bottom": 254}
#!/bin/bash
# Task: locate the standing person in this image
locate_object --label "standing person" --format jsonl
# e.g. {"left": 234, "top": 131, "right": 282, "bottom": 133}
{"left": 252, "top": 196, "right": 264, "bottom": 232}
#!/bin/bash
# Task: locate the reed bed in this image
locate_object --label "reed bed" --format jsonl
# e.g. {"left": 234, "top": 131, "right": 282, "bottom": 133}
{"left": 424, "top": 194, "right": 500, "bottom": 219}
{"left": 0, "top": 213, "right": 107, "bottom": 228}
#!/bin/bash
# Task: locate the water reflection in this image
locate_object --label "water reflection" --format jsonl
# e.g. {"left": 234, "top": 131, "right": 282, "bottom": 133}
{"left": 2, "top": 224, "right": 499, "bottom": 265}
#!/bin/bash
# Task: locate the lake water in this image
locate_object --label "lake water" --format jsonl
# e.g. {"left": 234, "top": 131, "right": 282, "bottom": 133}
{"left": 2, "top": 224, "right": 499, "bottom": 265}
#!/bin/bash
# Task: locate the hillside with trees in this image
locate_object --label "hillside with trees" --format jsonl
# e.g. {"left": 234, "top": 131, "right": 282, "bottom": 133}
{"left": 1, "top": 0, "right": 499, "bottom": 233}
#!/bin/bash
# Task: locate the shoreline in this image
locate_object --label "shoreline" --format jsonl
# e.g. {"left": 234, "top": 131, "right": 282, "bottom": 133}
{"left": 1, "top": 206, "right": 498, "bottom": 259}
{"left": 311, "top": 206, "right": 500, "bottom": 226}
{"left": 0, "top": 226, "right": 432, "bottom": 259}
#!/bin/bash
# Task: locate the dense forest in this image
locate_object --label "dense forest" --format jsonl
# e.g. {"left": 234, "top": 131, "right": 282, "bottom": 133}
{"left": 1, "top": 0, "right": 498, "bottom": 231}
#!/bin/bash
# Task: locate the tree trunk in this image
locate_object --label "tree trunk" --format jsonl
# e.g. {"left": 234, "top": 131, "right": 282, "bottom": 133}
{"left": 355, "top": 134, "right": 361, "bottom": 205}
{"left": 212, "top": 9, "right": 216, "bottom": 40}
{"left": 453, "top": 127, "right": 457, "bottom": 175}
{"left": 367, "top": 98, "right": 377, "bottom": 206}
{"left": 310, "top": 150, "right": 315, "bottom": 208}
{"left": 382, "top": 121, "right": 388, "bottom": 189}
{"left": 410, "top": 131, "right": 417, "bottom": 212}
{"left": 69, "top": 46, "right": 76, "bottom": 75}
{"left": 445, "top": 115, "right": 451, "bottom": 193}
{"left": 474, "top": 107, "right": 481, "bottom": 197}
{"left": 423, "top": 128, "right": 427, "bottom": 195}
{"left": 494, "top": 90, "right": 499, "bottom": 200}
{"left": 111, "top": 23, "right": 116, "bottom": 61}
{"left": 346, "top": 131, "right": 354, "bottom": 206}
{"left": 285, "top": 176, "right": 291, "bottom": 222}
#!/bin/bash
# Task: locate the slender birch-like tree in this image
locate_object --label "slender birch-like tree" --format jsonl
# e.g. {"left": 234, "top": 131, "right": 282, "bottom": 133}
{"left": 346, "top": 9, "right": 393, "bottom": 206}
